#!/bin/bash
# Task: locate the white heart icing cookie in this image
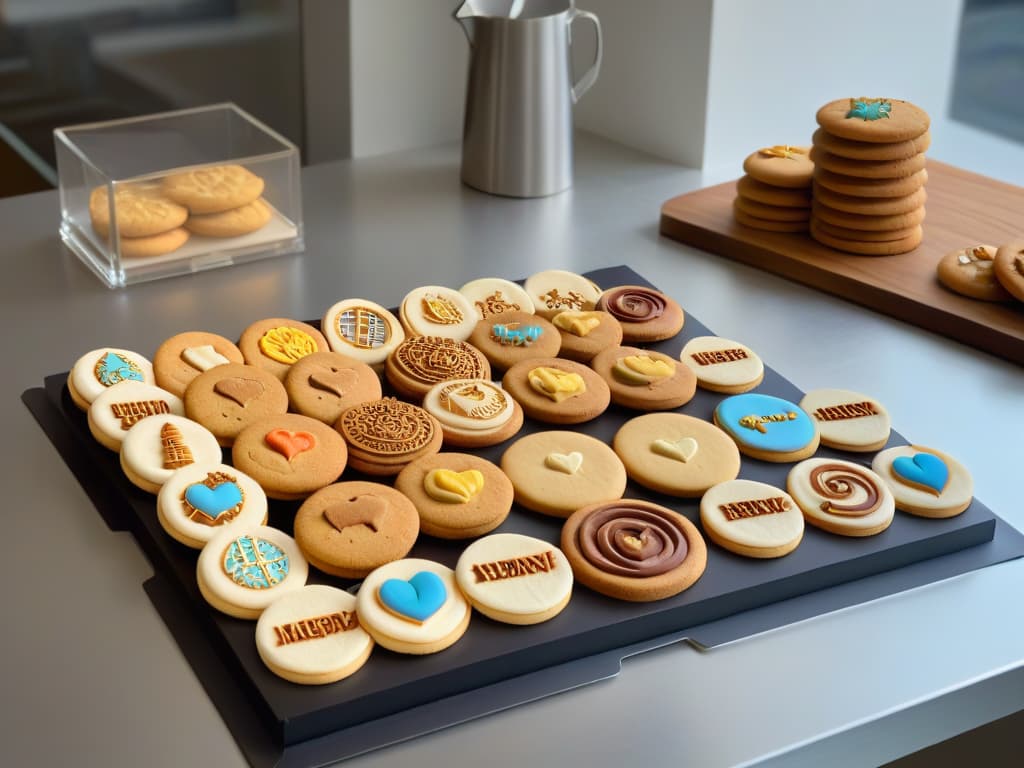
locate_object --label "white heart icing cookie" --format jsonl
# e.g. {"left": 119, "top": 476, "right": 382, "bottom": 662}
{"left": 651, "top": 436, "right": 698, "bottom": 463}
{"left": 545, "top": 451, "right": 583, "bottom": 475}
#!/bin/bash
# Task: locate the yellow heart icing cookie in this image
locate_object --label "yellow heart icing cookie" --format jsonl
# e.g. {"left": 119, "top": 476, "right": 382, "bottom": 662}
{"left": 545, "top": 451, "right": 583, "bottom": 475}
{"left": 424, "top": 468, "right": 485, "bottom": 504}
{"left": 613, "top": 354, "right": 675, "bottom": 385}
{"left": 528, "top": 367, "right": 586, "bottom": 402}
{"left": 651, "top": 436, "right": 699, "bottom": 463}
{"left": 552, "top": 311, "right": 603, "bottom": 337}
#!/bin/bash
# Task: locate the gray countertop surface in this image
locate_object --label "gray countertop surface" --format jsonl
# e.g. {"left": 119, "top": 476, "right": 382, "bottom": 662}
{"left": 3, "top": 127, "right": 1023, "bottom": 767}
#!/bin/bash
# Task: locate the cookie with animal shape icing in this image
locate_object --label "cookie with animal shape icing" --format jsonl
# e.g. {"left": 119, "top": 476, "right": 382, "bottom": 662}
{"left": 700, "top": 479, "right": 804, "bottom": 558}
{"left": 871, "top": 445, "right": 973, "bottom": 518}
{"left": 787, "top": 458, "right": 895, "bottom": 536}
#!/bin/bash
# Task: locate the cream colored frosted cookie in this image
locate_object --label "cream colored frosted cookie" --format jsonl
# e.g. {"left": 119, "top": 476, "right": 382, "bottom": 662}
{"left": 255, "top": 585, "right": 374, "bottom": 685}
{"left": 153, "top": 331, "right": 244, "bottom": 398}
{"left": 157, "top": 463, "right": 269, "bottom": 549}
{"left": 196, "top": 524, "right": 308, "bottom": 619}
{"left": 421, "top": 378, "right": 524, "bottom": 448}
{"left": 500, "top": 430, "right": 627, "bottom": 518}
{"left": 459, "top": 277, "right": 536, "bottom": 319}
{"left": 119, "top": 413, "right": 223, "bottom": 494}
{"left": 321, "top": 298, "right": 405, "bottom": 370}
{"left": 679, "top": 336, "right": 764, "bottom": 394}
{"left": 355, "top": 558, "right": 471, "bottom": 655}
{"left": 871, "top": 445, "right": 973, "bottom": 518}
{"left": 88, "top": 380, "right": 184, "bottom": 452}
{"left": 89, "top": 183, "right": 188, "bottom": 237}
{"left": 800, "top": 388, "right": 891, "bottom": 452}
{"left": 400, "top": 285, "right": 478, "bottom": 341}
{"left": 613, "top": 412, "right": 741, "bottom": 497}
{"left": 455, "top": 533, "right": 573, "bottom": 624}
{"left": 523, "top": 269, "right": 602, "bottom": 319}
{"left": 787, "top": 458, "right": 895, "bottom": 537}
{"left": 68, "top": 347, "right": 154, "bottom": 411}
{"left": 184, "top": 198, "right": 272, "bottom": 237}
{"left": 700, "top": 479, "right": 804, "bottom": 558}
{"left": 161, "top": 164, "right": 265, "bottom": 214}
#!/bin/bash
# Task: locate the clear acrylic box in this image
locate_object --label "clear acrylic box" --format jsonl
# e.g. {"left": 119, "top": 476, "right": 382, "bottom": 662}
{"left": 55, "top": 103, "right": 303, "bottom": 288}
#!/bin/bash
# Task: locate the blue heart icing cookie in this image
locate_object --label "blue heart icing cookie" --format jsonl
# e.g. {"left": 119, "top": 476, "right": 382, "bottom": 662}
{"left": 892, "top": 452, "right": 948, "bottom": 495}
{"left": 715, "top": 393, "right": 816, "bottom": 453}
{"left": 378, "top": 571, "right": 447, "bottom": 623}
{"left": 185, "top": 480, "right": 243, "bottom": 520}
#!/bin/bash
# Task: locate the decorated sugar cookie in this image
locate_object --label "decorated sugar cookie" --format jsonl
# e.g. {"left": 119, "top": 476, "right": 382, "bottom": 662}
{"left": 550, "top": 309, "right": 623, "bottom": 363}
{"left": 384, "top": 335, "right": 491, "bottom": 400}
{"left": 523, "top": 269, "right": 602, "bottom": 320}
{"left": 679, "top": 336, "right": 764, "bottom": 394}
{"left": 713, "top": 393, "right": 819, "bottom": 462}
{"left": 400, "top": 285, "right": 478, "bottom": 341}
{"left": 800, "top": 388, "right": 891, "bottom": 452}
{"left": 595, "top": 285, "right": 684, "bottom": 342}
{"left": 183, "top": 362, "right": 289, "bottom": 447}
{"left": 871, "top": 445, "right": 973, "bottom": 518}
{"left": 238, "top": 318, "right": 329, "bottom": 381}
{"left": 87, "top": 380, "right": 184, "bottom": 452}
{"left": 501, "top": 357, "right": 610, "bottom": 424}
{"left": 700, "top": 479, "right": 803, "bottom": 558}
{"left": 459, "top": 277, "right": 536, "bottom": 319}
{"left": 119, "top": 413, "right": 222, "bottom": 494}
{"left": 157, "top": 462, "right": 269, "bottom": 548}
{"left": 68, "top": 347, "right": 154, "bottom": 411}
{"left": 321, "top": 298, "right": 405, "bottom": 370}
{"left": 590, "top": 346, "right": 696, "bottom": 410}
{"left": 787, "top": 458, "right": 895, "bottom": 537}
{"left": 421, "top": 378, "right": 524, "bottom": 448}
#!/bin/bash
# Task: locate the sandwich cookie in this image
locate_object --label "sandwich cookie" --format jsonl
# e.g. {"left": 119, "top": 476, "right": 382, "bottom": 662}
{"left": 68, "top": 347, "right": 154, "bottom": 411}
{"left": 88, "top": 380, "right": 184, "bottom": 452}
{"left": 679, "top": 336, "right": 764, "bottom": 394}
{"left": 589, "top": 346, "right": 697, "bottom": 411}
{"left": 455, "top": 533, "right": 573, "bottom": 624}
{"left": 787, "top": 458, "right": 895, "bottom": 537}
{"left": 400, "top": 285, "right": 478, "bottom": 341}
{"left": 700, "top": 479, "right": 803, "bottom": 558}
{"left": 799, "top": 388, "right": 891, "bottom": 452}
{"left": 871, "top": 445, "right": 973, "bottom": 518}
{"left": 157, "top": 463, "right": 268, "bottom": 549}
{"left": 321, "top": 298, "right": 405, "bottom": 371}
{"left": 713, "top": 393, "right": 819, "bottom": 462}
{"left": 355, "top": 558, "right": 471, "bottom": 655}
{"left": 255, "top": 585, "right": 373, "bottom": 685}
{"left": 119, "top": 413, "right": 223, "bottom": 494}
{"left": 421, "top": 378, "right": 524, "bottom": 449}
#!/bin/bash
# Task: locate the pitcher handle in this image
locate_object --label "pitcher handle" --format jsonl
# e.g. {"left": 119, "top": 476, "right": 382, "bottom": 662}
{"left": 568, "top": 8, "right": 602, "bottom": 103}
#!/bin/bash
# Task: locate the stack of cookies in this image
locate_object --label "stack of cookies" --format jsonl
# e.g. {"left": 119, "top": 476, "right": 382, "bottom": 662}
{"left": 732, "top": 145, "right": 814, "bottom": 233}
{"left": 810, "top": 98, "right": 930, "bottom": 255}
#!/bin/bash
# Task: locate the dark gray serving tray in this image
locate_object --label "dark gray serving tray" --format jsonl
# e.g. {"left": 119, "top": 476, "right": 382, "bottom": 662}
{"left": 23, "top": 265, "right": 1024, "bottom": 767}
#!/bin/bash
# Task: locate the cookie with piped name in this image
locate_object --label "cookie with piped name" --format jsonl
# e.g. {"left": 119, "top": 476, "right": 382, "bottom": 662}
{"left": 713, "top": 393, "right": 819, "bottom": 463}
{"left": 238, "top": 318, "right": 329, "bottom": 382}
{"left": 501, "top": 357, "right": 610, "bottom": 425}
{"left": 590, "top": 346, "right": 696, "bottom": 410}
{"left": 523, "top": 269, "right": 603, "bottom": 320}
{"left": 871, "top": 445, "right": 973, "bottom": 518}
{"left": 595, "top": 285, "right": 684, "bottom": 343}
{"left": 88, "top": 380, "right": 184, "bottom": 452}
{"left": 679, "top": 336, "right": 764, "bottom": 394}
{"left": 700, "top": 479, "right": 803, "bottom": 558}
{"left": 799, "top": 388, "right": 891, "bottom": 452}
{"left": 459, "top": 277, "right": 536, "bottom": 319}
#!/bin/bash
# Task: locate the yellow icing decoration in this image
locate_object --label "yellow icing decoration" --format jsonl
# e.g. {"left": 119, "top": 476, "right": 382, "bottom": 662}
{"left": 612, "top": 355, "right": 675, "bottom": 385}
{"left": 424, "top": 468, "right": 485, "bottom": 504}
{"left": 552, "top": 310, "right": 603, "bottom": 337}
{"left": 758, "top": 145, "right": 806, "bottom": 160}
{"left": 259, "top": 326, "right": 317, "bottom": 364}
{"left": 528, "top": 367, "right": 586, "bottom": 402}
{"left": 422, "top": 293, "right": 464, "bottom": 325}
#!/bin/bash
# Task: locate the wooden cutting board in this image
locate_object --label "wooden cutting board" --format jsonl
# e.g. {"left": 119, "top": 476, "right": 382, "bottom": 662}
{"left": 659, "top": 160, "right": 1024, "bottom": 364}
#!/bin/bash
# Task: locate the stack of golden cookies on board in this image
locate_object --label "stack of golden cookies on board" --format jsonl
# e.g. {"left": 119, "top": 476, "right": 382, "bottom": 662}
{"left": 88, "top": 164, "right": 271, "bottom": 258}
{"left": 732, "top": 145, "right": 814, "bottom": 233}
{"left": 809, "top": 98, "right": 930, "bottom": 255}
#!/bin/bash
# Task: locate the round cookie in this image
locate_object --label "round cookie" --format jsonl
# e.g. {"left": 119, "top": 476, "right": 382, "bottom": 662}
{"left": 283, "top": 351, "right": 382, "bottom": 425}
{"left": 713, "top": 393, "right": 819, "bottom": 463}
{"left": 560, "top": 499, "right": 706, "bottom": 602}
{"left": 161, "top": 164, "right": 265, "bottom": 214}
{"left": 399, "top": 285, "right": 478, "bottom": 341}
{"left": 157, "top": 463, "right": 269, "bottom": 549}
{"left": 871, "top": 445, "right": 973, "bottom": 518}
{"left": 501, "top": 431, "right": 627, "bottom": 518}
{"left": 810, "top": 147, "right": 927, "bottom": 179}
{"left": 183, "top": 363, "right": 289, "bottom": 446}
{"left": 993, "top": 241, "right": 1024, "bottom": 302}
{"left": 523, "top": 269, "right": 603, "bottom": 319}
{"left": 459, "top": 277, "right": 536, "bottom": 319}
{"left": 455, "top": 533, "right": 573, "bottom": 624}
{"left": 810, "top": 220, "right": 923, "bottom": 256}
{"left": 68, "top": 347, "right": 154, "bottom": 411}
{"left": 735, "top": 175, "right": 812, "bottom": 208}
{"left": 184, "top": 198, "right": 272, "bottom": 237}
{"left": 196, "top": 524, "right": 308, "bottom": 619}
{"left": 385, "top": 336, "right": 491, "bottom": 400}
{"left": 812, "top": 127, "right": 932, "bottom": 161}
{"left": 501, "top": 357, "right": 610, "bottom": 425}
{"left": 421, "top": 378, "right": 524, "bottom": 448}
{"left": 394, "top": 452, "right": 513, "bottom": 539}
{"left": 255, "top": 585, "right": 374, "bottom": 685}
{"left": 336, "top": 397, "right": 444, "bottom": 476}
{"left": 292, "top": 481, "right": 420, "bottom": 578}
{"left": 810, "top": 200, "right": 926, "bottom": 231}
{"left": 238, "top": 318, "right": 329, "bottom": 382}
{"left": 355, "top": 558, "right": 471, "bottom": 655}
{"left": 550, "top": 309, "right": 623, "bottom": 363}
{"left": 799, "top": 388, "right": 891, "bottom": 452}
{"left": 936, "top": 245, "right": 1012, "bottom": 302}
{"left": 590, "top": 346, "right": 696, "bottom": 410}
{"left": 119, "top": 413, "right": 223, "bottom": 494}
{"left": 89, "top": 183, "right": 188, "bottom": 238}
{"left": 88, "top": 380, "right": 184, "bottom": 452}
{"left": 613, "top": 412, "right": 741, "bottom": 497}
{"left": 153, "top": 331, "right": 244, "bottom": 398}
{"left": 812, "top": 183, "right": 926, "bottom": 216}
{"left": 700, "top": 479, "right": 803, "bottom": 558}
{"left": 594, "top": 285, "right": 685, "bottom": 343}
{"left": 734, "top": 195, "right": 812, "bottom": 222}
{"left": 679, "top": 336, "right": 764, "bottom": 394}
{"left": 321, "top": 299, "right": 405, "bottom": 370}
{"left": 742, "top": 145, "right": 813, "bottom": 188}
{"left": 113, "top": 227, "right": 190, "bottom": 259}
{"left": 467, "top": 311, "right": 561, "bottom": 370}
{"left": 814, "top": 167, "right": 927, "bottom": 199}
{"left": 816, "top": 98, "right": 930, "bottom": 143}
{"left": 813, "top": 220, "right": 920, "bottom": 243}
{"left": 787, "top": 458, "right": 895, "bottom": 536}
{"left": 231, "top": 413, "right": 348, "bottom": 500}
{"left": 733, "top": 204, "right": 809, "bottom": 232}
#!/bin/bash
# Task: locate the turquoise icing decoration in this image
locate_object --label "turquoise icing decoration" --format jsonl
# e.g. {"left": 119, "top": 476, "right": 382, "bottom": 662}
{"left": 892, "top": 452, "right": 948, "bottom": 495}
{"left": 846, "top": 99, "right": 891, "bottom": 121}
{"left": 492, "top": 323, "right": 544, "bottom": 346}
{"left": 185, "top": 480, "right": 243, "bottom": 521}
{"left": 223, "top": 535, "right": 289, "bottom": 589}
{"left": 714, "top": 393, "right": 816, "bottom": 453}
{"left": 95, "top": 351, "right": 144, "bottom": 386}
{"left": 378, "top": 570, "right": 447, "bottom": 623}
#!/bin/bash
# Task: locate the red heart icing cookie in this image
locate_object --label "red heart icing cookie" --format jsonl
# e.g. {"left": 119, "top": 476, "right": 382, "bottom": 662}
{"left": 265, "top": 429, "right": 316, "bottom": 461}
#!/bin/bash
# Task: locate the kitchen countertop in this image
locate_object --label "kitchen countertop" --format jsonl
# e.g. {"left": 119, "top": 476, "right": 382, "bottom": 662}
{"left": 3, "top": 127, "right": 1023, "bottom": 767}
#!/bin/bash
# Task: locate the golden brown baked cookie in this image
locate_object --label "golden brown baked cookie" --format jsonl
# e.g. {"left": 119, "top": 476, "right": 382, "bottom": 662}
{"left": 590, "top": 346, "right": 696, "bottom": 411}
{"left": 816, "top": 98, "right": 930, "bottom": 143}
{"left": 810, "top": 147, "right": 927, "bottom": 179}
{"left": 733, "top": 204, "right": 810, "bottom": 233}
{"left": 993, "top": 241, "right": 1024, "bottom": 302}
{"left": 501, "top": 357, "right": 610, "bottom": 425}
{"left": 936, "top": 245, "right": 1013, "bottom": 302}
{"left": 399, "top": 285, "right": 478, "bottom": 341}
{"left": 183, "top": 362, "right": 289, "bottom": 446}
{"left": 467, "top": 311, "right": 561, "bottom": 371}
{"left": 810, "top": 220, "right": 923, "bottom": 255}
{"left": 114, "top": 228, "right": 191, "bottom": 259}
{"left": 735, "top": 175, "right": 812, "bottom": 208}
{"left": 161, "top": 164, "right": 265, "bottom": 214}
{"left": 89, "top": 183, "right": 188, "bottom": 237}
{"left": 812, "top": 183, "right": 926, "bottom": 215}
{"left": 238, "top": 318, "right": 330, "bottom": 381}
{"left": 595, "top": 285, "right": 685, "bottom": 343}
{"left": 283, "top": 350, "right": 382, "bottom": 425}
{"left": 812, "top": 127, "right": 931, "bottom": 161}
{"left": 523, "top": 269, "right": 603, "bottom": 319}
{"left": 384, "top": 336, "right": 490, "bottom": 400}
{"left": 153, "top": 330, "right": 245, "bottom": 398}
{"left": 551, "top": 309, "right": 623, "bottom": 363}
{"left": 734, "top": 195, "right": 812, "bottom": 222}
{"left": 421, "top": 378, "right": 524, "bottom": 448}
{"left": 336, "top": 397, "right": 444, "bottom": 476}
{"left": 814, "top": 167, "right": 927, "bottom": 199}
{"left": 741, "top": 145, "right": 813, "bottom": 188}
{"left": 814, "top": 220, "right": 920, "bottom": 243}
{"left": 184, "top": 198, "right": 272, "bottom": 237}
{"left": 810, "top": 201, "right": 926, "bottom": 231}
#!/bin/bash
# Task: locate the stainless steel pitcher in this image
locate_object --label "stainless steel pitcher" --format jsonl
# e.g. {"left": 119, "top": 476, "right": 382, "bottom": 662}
{"left": 455, "top": 0, "right": 602, "bottom": 198}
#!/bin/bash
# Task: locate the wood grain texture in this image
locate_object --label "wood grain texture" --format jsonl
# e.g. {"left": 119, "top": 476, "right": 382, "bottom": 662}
{"left": 659, "top": 160, "right": 1024, "bottom": 364}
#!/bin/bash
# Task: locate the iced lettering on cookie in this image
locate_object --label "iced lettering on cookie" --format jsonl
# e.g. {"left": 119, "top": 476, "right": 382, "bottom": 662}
{"left": 259, "top": 326, "right": 318, "bottom": 364}
{"left": 273, "top": 611, "right": 359, "bottom": 646}
{"left": 690, "top": 348, "right": 749, "bottom": 366}
{"left": 94, "top": 351, "right": 145, "bottom": 386}
{"left": 475, "top": 290, "right": 520, "bottom": 318}
{"left": 492, "top": 322, "right": 543, "bottom": 346}
{"left": 812, "top": 401, "right": 879, "bottom": 422}
{"left": 719, "top": 496, "right": 791, "bottom": 521}
{"left": 110, "top": 399, "right": 171, "bottom": 429}
{"left": 161, "top": 422, "right": 194, "bottom": 469}
{"left": 739, "top": 412, "right": 799, "bottom": 434}
{"left": 472, "top": 550, "right": 558, "bottom": 583}
{"left": 223, "top": 534, "right": 289, "bottom": 589}
{"left": 539, "top": 288, "right": 586, "bottom": 312}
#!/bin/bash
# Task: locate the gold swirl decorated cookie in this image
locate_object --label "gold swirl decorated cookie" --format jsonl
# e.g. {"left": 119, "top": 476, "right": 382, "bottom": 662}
{"left": 421, "top": 378, "right": 524, "bottom": 448}
{"left": 871, "top": 445, "right": 973, "bottom": 519}
{"left": 385, "top": 336, "right": 491, "bottom": 400}
{"left": 679, "top": 336, "right": 764, "bottom": 394}
{"left": 238, "top": 318, "right": 329, "bottom": 382}
{"left": 501, "top": 357, "right": 610, "bottom": 425}
{"left": 400, "top": 285, "right": 478, "bottom": 341}
{"left": 321, "top": 298, "right": 405, "bottom": 370}
{"left": 589, "top": 346, "right": 696, "bottom": 410}
{"left": 799, "top": 388, "right": 891, "bottom": 452}
{"left": 699, "top": 479, "right": 803, "bottom": 558}
{"left": 787, "top": 458, "right": 895, "bottom": 537}
{"left": 87, "top": 380, "right": 184, "bottom": 452}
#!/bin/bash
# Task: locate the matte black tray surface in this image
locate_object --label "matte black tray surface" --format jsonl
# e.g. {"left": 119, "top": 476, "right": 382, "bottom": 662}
{"left": 23, "top": 266, "right": 1024, "bottom": 768}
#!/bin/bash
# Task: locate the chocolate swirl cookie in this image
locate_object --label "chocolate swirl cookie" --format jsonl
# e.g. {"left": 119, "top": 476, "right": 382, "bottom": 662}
{"left": 595, "top": 285, "right": 684, "bottom": 343}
